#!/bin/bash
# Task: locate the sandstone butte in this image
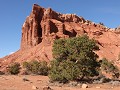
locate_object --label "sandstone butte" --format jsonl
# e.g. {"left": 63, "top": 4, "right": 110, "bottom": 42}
{"left": 1, "top": 4, "right": 120, "bottom": 71}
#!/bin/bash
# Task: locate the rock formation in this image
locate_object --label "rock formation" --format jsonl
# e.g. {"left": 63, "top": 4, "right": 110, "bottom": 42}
{"left": 21, "top": 4, "right": 86, "bottom": 50}
{"left": 1, "top": 4, "right": 120, "bottom": 70}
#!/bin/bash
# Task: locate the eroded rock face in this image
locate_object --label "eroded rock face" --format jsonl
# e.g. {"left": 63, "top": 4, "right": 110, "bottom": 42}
{"left": 1, "top": 4, "right": 120, "bottom": 71}
{"left": 21, "top": 4, "right": 87, "bottom": 50}
{"left": 21, "top": 4, "right": 44, "bottom": 49}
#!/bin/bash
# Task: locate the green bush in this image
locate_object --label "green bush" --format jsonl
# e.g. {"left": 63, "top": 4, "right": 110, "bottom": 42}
{"left": 8, "top": 62, "right": 21, "bottom": 75}
{"left": 49, "top": 60, "right": 81, "bottom": 83}
{"left": 100, "top": 58, "right": 120, "bottom": 79}
{"left": 49, "top": 35, "right": 100, "bottom": 83}
{"left": 23, "top": 60, "right": 48, "bottom": 75}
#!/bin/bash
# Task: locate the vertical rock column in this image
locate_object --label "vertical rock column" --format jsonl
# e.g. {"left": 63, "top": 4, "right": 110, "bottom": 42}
{"left": 21, "top": 4, "right": 44, "bottom": 49}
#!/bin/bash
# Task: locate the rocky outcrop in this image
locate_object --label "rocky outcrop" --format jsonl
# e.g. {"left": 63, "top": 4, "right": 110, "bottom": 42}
{"left": 21, "top": 4, "right": 87, "bottom": 50}
{"left": 21, "top": 4, "right": 44, "bottom": 49}
{"left": 1, "top": 4, "right": 120, "bottom": 71}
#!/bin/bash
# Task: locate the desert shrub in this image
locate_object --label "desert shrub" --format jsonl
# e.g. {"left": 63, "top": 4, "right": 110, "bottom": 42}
{"left": 8, "top": 62, "right": 21, "bottom": 75}
{"left": 38, "top": 61, "right": 49, "bottom": 75}
{"left": 23, "top": 61, "right": 31, "bottom": 71}
{"left": 0, "top": 71, "right": 5, "bottom": 75}
{"left": 23, "top": 60, "right": 48, "bottom": 75}
{"left": 99, "top": 22, "right": 104, "bottom": 26}
{"left": 100, "top": 58, "right": 120, "bottom": 79}
{"left": 49, "top": 35, "right": 100, "bottom": 83}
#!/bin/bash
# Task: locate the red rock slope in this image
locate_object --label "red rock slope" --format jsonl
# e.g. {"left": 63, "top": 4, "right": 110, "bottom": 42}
{"left": 1, "top": 4, "right": 120, "bottom": 70}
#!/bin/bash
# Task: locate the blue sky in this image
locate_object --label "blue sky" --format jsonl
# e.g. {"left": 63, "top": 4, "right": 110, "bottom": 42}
{"left": 0, "top": 0, "right": 120, "bottom": 58}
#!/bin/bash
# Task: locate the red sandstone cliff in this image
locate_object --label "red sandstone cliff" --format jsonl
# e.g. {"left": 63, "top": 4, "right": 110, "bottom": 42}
{"left": 21, "top": 4, "right": 86, "bottom": 50}
{"left": 1, "top": 4, "right": 120, "bottom": 70}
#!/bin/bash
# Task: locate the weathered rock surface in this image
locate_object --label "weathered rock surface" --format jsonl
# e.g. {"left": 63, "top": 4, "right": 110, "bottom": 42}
{"left": 21, "top": 4, "right": 86, "bottom": 50}
{"left": 1, "top": 4, "right": 120, "bottom": 71}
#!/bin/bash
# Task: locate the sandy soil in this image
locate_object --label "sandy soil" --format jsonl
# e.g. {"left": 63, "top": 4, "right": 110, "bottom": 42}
{"left": 0, "top": 75, "right": 120, "bottom": 90}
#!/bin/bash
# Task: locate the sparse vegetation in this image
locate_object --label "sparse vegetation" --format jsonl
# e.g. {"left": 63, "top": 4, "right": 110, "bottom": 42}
{"left": 23, "top": 60, "right": 48, "bottom": 75}
{"left": 100, "top": 58, "right": 120, "bottom": 79}
{"left": 8, "top": 62, "right": 21, "bottom": 75}
{"left": 99, "top": 22, "right": 104, "bottom": 26}
{"left": 49, "top": 35, "right": 100, "bottom": 83}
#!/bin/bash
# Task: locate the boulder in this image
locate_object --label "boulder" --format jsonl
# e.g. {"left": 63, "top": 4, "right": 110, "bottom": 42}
{"left": 43, "top": 86, "right": 53, "bottom": 90}
{"left": 32, "top": 85, "right": 38, "bottom": 90}
{"left": 81, "top": 84, "right": 88, "bottom": 88}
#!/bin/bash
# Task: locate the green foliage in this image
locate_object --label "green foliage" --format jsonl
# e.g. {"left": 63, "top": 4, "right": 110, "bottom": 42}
{"left": 100, "top": 58, "right": 120, "bottom": 79}
{"left": 49, "top": 60, "right": 81, "bottom": 83}
{"left": 8, "top": 62, "right": 21, "bottom": 75}
{"left": 23, "top": 60, "right": 48, "bottom": 75}
{"left": 101, "top": 58, "right": 114, "bottom": 72}
{"left": 49, "top": 35, "right": 99, "bottom": 83}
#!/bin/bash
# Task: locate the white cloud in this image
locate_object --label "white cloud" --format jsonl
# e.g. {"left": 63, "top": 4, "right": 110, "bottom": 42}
{"left": 9, "top": 52, "right": 14, "bottom": 55}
